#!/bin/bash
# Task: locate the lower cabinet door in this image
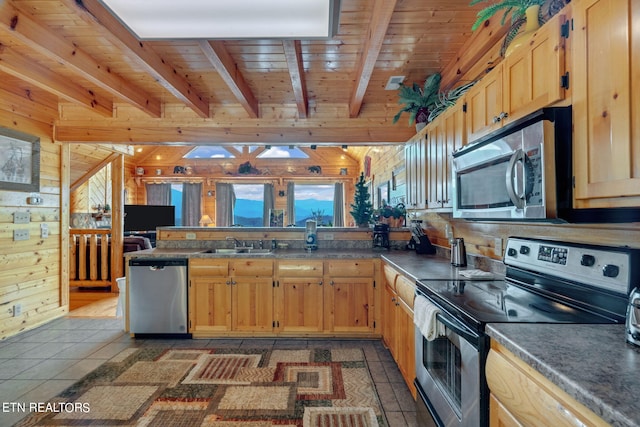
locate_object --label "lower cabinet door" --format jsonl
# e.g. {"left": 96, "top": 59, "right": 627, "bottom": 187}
{"left": 232, "top": 277, "right": 274, "bottom": 332}
{"left": 190, "top": 276, "right": 232, "bottom": 333}
{"left": 325, "top": 277, "right": 374, "bottom": 333}
{"left": 278, "top": 277, "right": 324, "bottom": 333}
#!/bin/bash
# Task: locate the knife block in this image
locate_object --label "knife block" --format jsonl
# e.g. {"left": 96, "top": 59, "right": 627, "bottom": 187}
{"left": 415, "top": 235, "right": 436, "bottom": 254}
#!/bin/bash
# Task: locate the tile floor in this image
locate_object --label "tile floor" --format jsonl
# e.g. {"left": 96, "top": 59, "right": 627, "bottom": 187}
{"left": 0, "top": 316, "right": 417, "bottom": 426}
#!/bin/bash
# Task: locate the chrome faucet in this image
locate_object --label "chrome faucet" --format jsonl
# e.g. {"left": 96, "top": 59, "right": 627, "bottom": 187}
{"left": 226, "top": 236, "right": 244, "bottom": 247}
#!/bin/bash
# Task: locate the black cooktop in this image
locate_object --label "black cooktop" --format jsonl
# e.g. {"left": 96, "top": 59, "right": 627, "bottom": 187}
{"left": 415, "top": 278, "right": 621, "bottom": 332}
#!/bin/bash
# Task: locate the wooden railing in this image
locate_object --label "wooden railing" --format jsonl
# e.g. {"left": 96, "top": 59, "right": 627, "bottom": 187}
{"left": 70, "top": 228, "right": 113, "bottom": 290}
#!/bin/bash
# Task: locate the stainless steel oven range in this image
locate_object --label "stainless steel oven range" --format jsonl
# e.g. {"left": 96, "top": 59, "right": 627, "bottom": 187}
{"left": 414, "top": 237, "right": 640, "bottom": 427}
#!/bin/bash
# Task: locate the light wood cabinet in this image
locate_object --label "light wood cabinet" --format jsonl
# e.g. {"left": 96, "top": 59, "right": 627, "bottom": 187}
{"left": 381, "top": 263, "right": 416, "bottom": 397}
{"left": 190, "top": 257, "right": 379, "bottom": 337}
{"left": 465, "top": 10, "right": 568, "bottom": 143}
{"left": 486, "top": 341, "right": 608, "bottom": 427}
{"left": 275, "top": 260, "right": 324, "bottom": 333}
{"left": 466, "top": 64, "right": 504, "bottom": 143}
{"left": 502, "top": 10, "right": 567, "bottom": 125}
{"left": 572, "top": 0, "right": 640, "bottom": 208}
{"left": 189, "top": 259, "right": 231, "bottom": 333}
{"left": 230, "top": 259, "right": 274, "bottom": 332}
{"left": 325, "top": 260, "right": 375, "bottom": 334}
{"left": 189, "top": 258, "right": 274, "bottom": 335}
{"left": 405, "top": 133, "right": 428, "bottom": 210}
{"left": 426, "top": 101, "right": 466, "bottom": 210}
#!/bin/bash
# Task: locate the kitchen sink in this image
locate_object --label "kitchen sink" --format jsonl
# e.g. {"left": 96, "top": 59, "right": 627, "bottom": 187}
{"left": 201, "top": 248, "right": 273, "bottom": 255}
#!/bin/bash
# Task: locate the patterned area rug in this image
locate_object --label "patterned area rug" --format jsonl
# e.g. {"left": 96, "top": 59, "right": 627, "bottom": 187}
{"left": 15, "top": 347, "right": 385, "bottom": 426}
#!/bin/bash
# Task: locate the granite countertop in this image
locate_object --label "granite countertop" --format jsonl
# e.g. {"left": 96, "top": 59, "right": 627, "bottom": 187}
{"left": 381, "top": 250, "right": 505, "bottom": 281}
{"left": 487, "top": 323, "right": 640, "bottom": 427}
{"left": 125, "top": 247, "right": 402, "bottom": 259}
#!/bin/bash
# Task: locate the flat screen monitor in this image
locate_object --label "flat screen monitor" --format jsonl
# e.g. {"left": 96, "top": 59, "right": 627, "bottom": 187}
{"left": 124, "top": 204, "right": 175, "bottom": 232}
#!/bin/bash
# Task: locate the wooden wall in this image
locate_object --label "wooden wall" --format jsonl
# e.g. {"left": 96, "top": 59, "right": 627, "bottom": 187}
{"left": 0, "top": 114, "right": 67, "bottom": 340}
{"left": 123, "top": 147, "right": 361, "bottom": 227}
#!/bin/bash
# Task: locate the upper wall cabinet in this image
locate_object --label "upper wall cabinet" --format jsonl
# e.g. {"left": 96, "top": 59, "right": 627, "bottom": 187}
{"left": 572, "top": 0, "right": 640, "bottom": 208}
{"left": 427, "top": 101, "right": 466, "bottom": 210}
{"left": 465, "top": 10, "right": 569, "bottom": 143}
{"left": 405, "top": 131, "right": 428, "bottom": 210}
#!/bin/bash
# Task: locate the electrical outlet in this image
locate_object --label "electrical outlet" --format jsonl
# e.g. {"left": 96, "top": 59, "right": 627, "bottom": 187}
{"left": 495, "top": 237, "right": 503, "bottom": 256}
{"left": 323, "top": 233, "right": 334, "bottom": 240}
{"left": 13, "top": 303, "right": 22, "bottom": 317}
{"left": 13, "top": 212, "right": 30, "bottom": 224}
{"left": 14, "top": 229, "right": 29, "bottom": 241}
{"left": 41, "top": 223, "right": 49, "bottom": 238}
{"left": 186, "top": 232, "right": 196, "bottom": 240}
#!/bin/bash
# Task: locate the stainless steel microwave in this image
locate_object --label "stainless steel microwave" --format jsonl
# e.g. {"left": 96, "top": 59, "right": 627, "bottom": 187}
{"left": 452, "top": 108, "right": 572, "bottom": 221}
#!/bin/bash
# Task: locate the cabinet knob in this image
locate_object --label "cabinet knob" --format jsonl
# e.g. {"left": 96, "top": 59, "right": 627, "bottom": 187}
{"left": 318, "top": 281, "right": 323, "bottom": 286}
{"left": 330, "top": 280, "right": 335, "bottom": 286}
{"left": 226, "top": 280, "right": 231, "bottom": 285}
{"left": 499, "top": 111, "right": 509, "bottom": 121}
{"left": 492, "top": 116, "right": 500, "bottom": 124}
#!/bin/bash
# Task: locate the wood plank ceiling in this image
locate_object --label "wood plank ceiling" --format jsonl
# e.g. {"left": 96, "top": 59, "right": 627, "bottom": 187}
{"left": 0, "top": 0, "right": 494, "bottom": 167}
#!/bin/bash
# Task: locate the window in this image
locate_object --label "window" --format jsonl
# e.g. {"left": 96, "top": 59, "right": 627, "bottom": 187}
{"left": 170, "top": 184, "right": 183, "bottom": 225}
{"left": 258, "top": 146, "right": 309, "bottom": 158}
{"left": 184, "top": 146, "right": 235, "bottom": 158}
{"left": 233, "top": 184, "right": 264, "bottom": 226}
{"left": 294, "top": 184, "right": 334, "bottom": 226}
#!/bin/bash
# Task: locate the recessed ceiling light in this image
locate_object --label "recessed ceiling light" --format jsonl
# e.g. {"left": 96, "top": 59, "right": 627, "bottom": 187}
{"left": 99, "top": 0, "right": 341, "bottom": 39}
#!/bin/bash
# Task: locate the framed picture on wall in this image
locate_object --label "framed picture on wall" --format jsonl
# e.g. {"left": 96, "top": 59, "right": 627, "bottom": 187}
{"left": 269, "top": 209, "right": 284, "bottom": 227}
{"left": 0, "top": 127, "right": 40, "bottom": 192}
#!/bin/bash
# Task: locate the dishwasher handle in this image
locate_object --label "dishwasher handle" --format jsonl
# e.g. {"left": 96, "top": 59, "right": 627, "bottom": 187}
{"left": 128, "top": 258, "right": 187, "bottom": 268}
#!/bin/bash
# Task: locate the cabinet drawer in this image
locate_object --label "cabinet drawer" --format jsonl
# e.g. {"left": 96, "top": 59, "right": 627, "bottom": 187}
{"left": 189, "top": 259, "right": 229, "bottom": 276}
{"left": 383, "top": 264, "right": 399, "bottom": 289}
{"left": 486, "top": 345, "right": 609, "bottom": 427}
{"left": 277, "top": 260, "right": 324, "bottom": 277}
{"left": 230, "top": 259, "right": 274, "bottom": 276}
{"left": 326, "top": 260, "right": 375, "bottom": 277}
{"left": 395, "top": 275, "right": 415, "bottom": 309}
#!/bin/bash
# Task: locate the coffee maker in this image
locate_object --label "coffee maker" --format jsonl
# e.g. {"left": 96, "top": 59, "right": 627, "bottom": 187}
{"left": 305, "top": 220, "right": 317, "bottom": 251}
{"left": 373, "top": 223, "right": 390, "bottom": 250}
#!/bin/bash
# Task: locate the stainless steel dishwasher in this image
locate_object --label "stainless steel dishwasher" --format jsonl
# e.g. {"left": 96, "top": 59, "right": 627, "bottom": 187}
{"left": 128, "top": 258, "right": 189, "bottom": 336}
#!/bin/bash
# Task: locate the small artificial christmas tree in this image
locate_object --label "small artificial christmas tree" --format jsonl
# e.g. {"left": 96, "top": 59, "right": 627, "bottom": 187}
{"left": 350, "top": 172, "right": 374, "bottom": 227}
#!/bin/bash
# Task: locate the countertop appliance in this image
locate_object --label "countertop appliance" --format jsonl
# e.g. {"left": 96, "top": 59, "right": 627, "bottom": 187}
{"left": 414, "top": 237, "right": 640, "bottom": 427}
{"left": 128, "top": 258, "right": 189, "bottom": 337}
{"left": 452, "top": 107, "right": 571, "bottom": 221}
{"left": 372, "top": 223, "right": 390, "bottom": 249}
{"left": 450, "top": 237, "right": 466, "bottom": 267}
{"left": 305, "top": 219, "right": 317, "bottom": 250}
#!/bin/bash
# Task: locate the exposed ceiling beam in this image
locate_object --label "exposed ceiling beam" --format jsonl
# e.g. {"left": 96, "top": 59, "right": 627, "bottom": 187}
{"left": 68, "top": 0, "right": 210, "bottom": 119}
{"left": 198, "top": 40, "right": 259, "bottom": 119}
{"left": 0, "top": 3, "right": 162, "bottom": 118}
{"left": 0, "top": 84, "right": 58, "bottom": 124}
{"left": 54, "top": 123, "right": 413, "bottom": 144}
{"left": 348, "top": 0, "right": 398, "bottom": 118}
{"left": 0, "top": 46, "right": 113, "bottom": 117}
{"left": 71, "top": 151, "right": 121, "bottom": 191}
{"left": 283, "top": 40, "right": 308, "bottom": 119}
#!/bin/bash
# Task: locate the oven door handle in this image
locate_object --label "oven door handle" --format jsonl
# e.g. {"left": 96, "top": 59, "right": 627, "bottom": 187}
{"left": 435, "top": 312, "right": 483, "bottom": 347}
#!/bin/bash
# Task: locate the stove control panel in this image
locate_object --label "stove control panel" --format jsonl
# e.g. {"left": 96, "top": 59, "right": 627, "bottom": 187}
{"left": 504, "top": 237, "right": 631, "bottom": 295}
